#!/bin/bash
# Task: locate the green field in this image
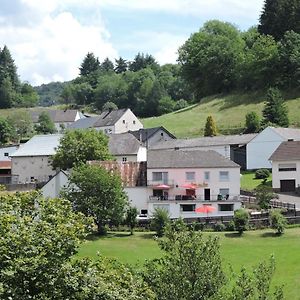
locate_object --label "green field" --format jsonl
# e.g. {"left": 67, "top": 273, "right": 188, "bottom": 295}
{"left": 142, "top": 92, "right": 300, "bottom": 138}
{"left": 78, "top": 229, "right": 300, "bottom": 299}
{"left": 241, "top": 171, "right": 272, "bottom": 191}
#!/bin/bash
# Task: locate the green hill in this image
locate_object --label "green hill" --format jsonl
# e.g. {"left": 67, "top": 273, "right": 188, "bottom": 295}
{"left": 142, "top": 91, "right": 300, "bottom": 138}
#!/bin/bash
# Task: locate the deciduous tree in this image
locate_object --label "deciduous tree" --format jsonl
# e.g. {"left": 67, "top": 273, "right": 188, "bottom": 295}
{"left": 35, "top": 111, "right": 57, "bottom": 134}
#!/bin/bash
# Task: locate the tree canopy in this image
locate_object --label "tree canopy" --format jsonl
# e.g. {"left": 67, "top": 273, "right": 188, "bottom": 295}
{"left": 35, "top": 111, "right": 57, "bottom": 134}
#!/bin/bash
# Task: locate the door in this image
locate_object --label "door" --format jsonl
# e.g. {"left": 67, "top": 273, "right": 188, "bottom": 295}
{"left": 280, "top": 180, "right": 296, "bottom": 192}
{"left": 204, "top": 189, "right": 210, "bottom": 201}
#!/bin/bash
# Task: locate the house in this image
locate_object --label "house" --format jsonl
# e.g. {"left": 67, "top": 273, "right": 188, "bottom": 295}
{"left": 10, "top": 134, "right": 62, "bottom": 184}
{"left": 31, "top": 110, "right": 85, "bottom": 132}
{"left": 129, "top": 126, "right": 176, "bottom": 148}
{"left": 150, "top": 133, "right": 257, "bottom": 170}
{"left": 68, "top": 108, "right": 143, "bottom": 134}
{"left": 269, "top": 141, "right": 300, "bottom": 192}
{"left": 108, "top": 133, "right": 147, "bottom": 162}
{"left": 146, "top": 149, "right": 241, "bottom": 219}
{"left": 247, "top": 127, "right": 300, "bottom": 170}
{"left": 0, "top": 145, "right": 19, "bottom": 184}
{"left": 42, "top": 170, "right": 69, "bottom": 198}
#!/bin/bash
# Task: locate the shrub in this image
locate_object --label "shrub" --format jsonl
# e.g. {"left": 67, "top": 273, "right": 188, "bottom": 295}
{"left": 269, "top": 209, "right": 287, "bottom": 235}
{"left": 233, "top": 209, "right": 249, "bottom": 235}
{"left": 255, "top": 168, "right": 270, "bottom": 179}
{"left": 225, "top": 220, "right": 236, "bottom": 231}
{"left": 150, "top": 208, "right": 170, "bottom": 237}
{"left": 174, "top": 99, "right": 188, "bottom": 111}
{"left": 214, "top": 222, "right": 226, "bottom": 232}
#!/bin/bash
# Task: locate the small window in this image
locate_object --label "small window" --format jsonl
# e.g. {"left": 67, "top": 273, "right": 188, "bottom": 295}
{"left": 218, "top": 204, "right": 234, "bottom": 211}
{"left": 4, "top": 152, "right": 8, "bottom": 156}
{"left": 219, "top": 171, "right": 229, "bottom": 181}
{"left": 30, "top": 176, "right": 35, "bottom": 182}
{"left": 180, "top": 204, "right": 196, "bottom": 212}
{"left": 161, "top": 132, "right": 164, "bottom": 136}
{"left": 141, "top": 209, "right": 148, "bottom": 215}
{"left": 122, "top": 157, "right": 127, "bottom": 162}
{"left": 186, "top": 172, "right": 195, "bottom": 181}
{"left": 204, "top": 171, "right": 210, "bottom": 181}
{"left": 278, "top": 163, "right": 296, "bottom": 172}
{"left": 123, "top": 120, "right": 125, "bottom": 124}
{"left": 133, "top": 120, "right": 136, "bottom": 124}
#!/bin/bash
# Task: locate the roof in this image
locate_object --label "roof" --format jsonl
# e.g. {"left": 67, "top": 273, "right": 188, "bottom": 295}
{"left": 129, "top": 127, "right": 176, "bottom": 142}
{"left": 271, "top": 127, "right": 300, "bottom": 140}
{"left": 269, "top": 141, "right": 300, "bottom": 161}
{"left": 31, "top": 110, "right": 82, "bottom": 123}
{"left": 0, "top": 161, "right": 11, "bottom": 169}
{"left": 108, "top": 133, "right": 143, "bottom": 155}
{"left": 149, "top": 133, "right": 257, "bottom": 150}
{"left": 68, "top": 108, "right": 128, "bottom": 129}
{"left": 10, "top": 134, "right": 62, "bottom": 157}
{"left": 147, "top": 149, "right": 240, "bottom": 169}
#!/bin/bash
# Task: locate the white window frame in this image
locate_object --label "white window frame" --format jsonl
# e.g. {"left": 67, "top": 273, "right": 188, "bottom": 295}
{"left": 219, "top": 171, "right": 229, "bottom": 182}
{"left": 186, "top": 172, "right": 195, "bottom": 181}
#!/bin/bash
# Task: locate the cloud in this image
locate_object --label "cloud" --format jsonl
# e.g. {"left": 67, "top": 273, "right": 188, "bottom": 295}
{"left": 0, "top": 0, "right": 118, "bottom": 85}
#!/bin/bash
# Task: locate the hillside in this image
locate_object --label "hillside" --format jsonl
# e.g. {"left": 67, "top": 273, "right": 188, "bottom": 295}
{"left": 142, "top": 91, "right": 300, "bottom": 138}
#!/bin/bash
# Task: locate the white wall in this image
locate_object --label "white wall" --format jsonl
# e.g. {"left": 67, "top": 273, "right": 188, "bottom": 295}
{"left": 124, "top": 187, "right": 151, "bottom": 214}
{"left": 272, "top": 160, "right": 300, "bottom": 190}
{"left": 114, "top": 109, "right": 143, "bottom": 133}
{"left": 0, "top": 146, "right": 18, "bottom": 161}
{"left": 41, "top": 171, "right": 69, "bottom": 198}
{"left": 11, "top": 156, "right": 56, "bottom": 183}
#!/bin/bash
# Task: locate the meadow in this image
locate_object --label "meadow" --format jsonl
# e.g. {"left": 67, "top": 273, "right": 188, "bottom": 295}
{"left": 78, "top": 228, "right": 300, "bottom": 299}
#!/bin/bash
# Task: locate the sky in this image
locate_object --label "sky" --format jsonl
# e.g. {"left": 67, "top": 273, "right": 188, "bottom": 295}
{"left": 0, "top": 0, "right": 264, "bottom": 86}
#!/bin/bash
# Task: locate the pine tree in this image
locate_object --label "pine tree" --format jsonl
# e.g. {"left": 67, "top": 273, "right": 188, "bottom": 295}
{"left": 114, "top": 57, "right": 127, "bottom": 73}
{"left": 204, "top": 115, "right": 218, "bottom": 136}
{"left": 0, "top": 77, "right": 15, "bottom": 108}
{"left": 79, "top": 52, "right": 100, "bottom": 76}
{"left": 262, "top": 87, "right": 289, "bottom": 127}
{"left": 101, "top": 57, "right": 114, "bottom": 72}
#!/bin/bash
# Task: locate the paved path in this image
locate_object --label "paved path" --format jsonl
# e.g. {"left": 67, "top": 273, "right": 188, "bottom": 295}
{"left": 276, "top": 193, "right": 300, "bottom": 209}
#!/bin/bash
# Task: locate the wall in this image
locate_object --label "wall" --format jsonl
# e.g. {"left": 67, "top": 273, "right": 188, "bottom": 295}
{"left": 247, "top": 127, "right": 283, "bottom": 169}
{"left": 0, "top": 146, "right": 18, "bottom": 161}
{"left": 11, "top": 155, "right": 56, "bottom": 183}
{"left": 114, "top": 109, "right": 143, "bottom": 133}
{"left": 124, "top": 187, "right": 150, "bottom": 214}
{"left": 41, "top": 171, "right": 69, "bottom": 198}
{"left": 146, "top": 129, "right": 175, "bottom": 147}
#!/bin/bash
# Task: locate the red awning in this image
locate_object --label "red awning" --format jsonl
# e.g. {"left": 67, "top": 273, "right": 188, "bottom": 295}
{"left": 154, "top": 184, "right": 170, "bottom": 190}
{"left": 181, "top": 183, "right": 197, "bottom": 190}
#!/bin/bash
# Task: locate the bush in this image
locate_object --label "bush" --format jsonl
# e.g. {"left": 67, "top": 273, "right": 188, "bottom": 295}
{"left": 255, "top": 168, "right": 270, "bottom": 179}
{"left": 269, "top": 209, "right": 287, "bottom": 235}
{"left": 193, "top": 222, "right": 205, "bottom": 231}
{"left": 233, "top": 209, "right": 249, "bottom": 235}
{"left": 150, "top": 208, "right": 170, "bottom": 237}
{"left": 174, "top": 99, "right": 188, "bottom": 111}
{"left": 225, "top": 220, "right": 235, "bottom": 231}
{"left": 214, "top": 222, "right": 226, "bottom": 232}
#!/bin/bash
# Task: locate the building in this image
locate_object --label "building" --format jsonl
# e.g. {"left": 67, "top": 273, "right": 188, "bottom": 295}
{"left": 41, "top": 170, "right": 69, "bottom": 198}
{"left": 10, "top": 134, "right": 62, "bottom": 183}
{"left": 68, "top": 108, "right": 143, "bottom": 134}
{"left": 247, "top": 127, "right": 300, "bottom": 170}
{"left": 108, "top": 133, "right": 147, "bottom": 162}
{"left": 31, "top": 109, "right": 85, "bottom": 132}
{"left": 269, "top": 141, "right": 300, "bottom": 192}
{"left": 0, "top": 145, "right": 19, "bottom": 184}
{"left": 150, "top": 133, "right": 256, "bottom": 170}
{"left": 146, "top": 149, "right": 241, "bottom": 219}
{"left": 129, "top": 126, "right": 176, "bottom": 148}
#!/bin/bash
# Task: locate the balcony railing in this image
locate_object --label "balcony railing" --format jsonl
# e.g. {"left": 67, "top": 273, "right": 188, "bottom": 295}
{"left": 147, "top": 180, "right": 175, "bottom": 187}
{"left": 149, "top": 194, "right": 240, "bottom": 202}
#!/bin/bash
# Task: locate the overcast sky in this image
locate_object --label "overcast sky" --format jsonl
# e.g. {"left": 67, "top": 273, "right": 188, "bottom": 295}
{"left": 0, "top": 0, "right": 264, "bottom": 86}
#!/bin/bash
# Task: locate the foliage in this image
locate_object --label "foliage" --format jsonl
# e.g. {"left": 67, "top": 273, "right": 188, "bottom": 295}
{"left": 63, "top": 164, "right": 128, "bottom": 235}
{"left": 157, "top": 96, "right": 175, "bottom": 115}
{"left": 255, "top": 185, "right": 277, "bottom": 209}
{"left": 125, "top": 206, "right": 138, "bottom": 235}
{"left": 233, "top": 209, "right": 249, "bottom": 234}
{"left": 255, "top": 168, "right": 271, "bottom": 180}
{"left": 150, "top": 208, "right": 170, "bottom": 237}
{"left": 35, "top": 111, "right": 57, "bottom": 134}
{"left": 115, "top": 57, "right": 128, "bottom": 73}
{"left": 245, "top": 111, "right": 261, "bottom": 133}
{"left": 174, "top": 99, "right": 188, "bottom": 111}
{"left": 36, "top": 81, "right": 67, "bottom": 106}
{"left": 102, "top": 101, "right": 118, "bottom": 111}
{"left": 262, "top": 87, "right": 289, "bottom": 127}
{"left": 79, "top": 52, "right": 100, "bottom": 76}
{"left": 19, "top": 83, "right": 39, "bottom": 107}
{"left": 204, "top": 115, "right": 218, "bottom": 136}
{"left": 51, "top": 129, "right": 112, "bottom": 170}
{"left": 101, "top": 57, "right": 114, "bottom": 72}
{"left": 269, "top": 209, "right": 287, "bottom": 235}
{"left": 129, "top": 53, "right": 158, "bottom": 72}
{"left": 0, "top": 117, "right": 13, "bottom": 144}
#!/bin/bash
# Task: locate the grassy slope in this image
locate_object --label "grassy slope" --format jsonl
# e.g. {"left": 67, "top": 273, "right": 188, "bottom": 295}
{"left": 142, "top": 92, "right": 300, "bottom": 138}
{"left": 241, "top": 171, "right": 272, "bottom": 191}
{"left": 78, "top": 229, "right": 300, "bottom": 299}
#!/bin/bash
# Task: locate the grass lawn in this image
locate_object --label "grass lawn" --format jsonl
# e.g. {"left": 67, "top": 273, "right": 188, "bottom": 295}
{"left": 240, "top": 171, "right": 272, "bottom": 191}
{"left": 78, "top": 229, "right": 300, "bottom": 299}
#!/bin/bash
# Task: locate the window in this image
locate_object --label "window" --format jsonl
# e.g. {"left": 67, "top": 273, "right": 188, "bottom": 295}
{"left": 219, "top": 171, "right": 229, "bottom": 181}
{"left": 219, "top": 188, "right": 230, "bottom": 196}
{"left": 122, "top": 119, "right": 125, "bottom": 124}
{"left": 4, "top": 152, "right": 8, "bottom": 157}
{"left": 278, "top": 163, "right": 296, "bottom": 172}
{"left": 30, "top": 176, "right": 35, "bottom": 182}
{"left": 160, "top": 132, "right": 164, "bottom": 136}
{"left": 152, "top": 172, "right": 168, "bottom": 183}
{"left": 204, "top": 171, "right": 210, "bottom": 181}
{"left": 140, "top": 209, "right": 148, "bottom": 215}
{"left": 133, "top": 120, "right": 136, "bottom": 124}
{"left": 186, "top": 172, "right": 195, "bottom": 181}
{"left": 122, "top": 157, "right": 127, "bottom": 162}
{"left": 218, "top": 204, "right": 234, "bottom": 211}
{"left": 180, "top": 204, "right": 195, "bottom": 212}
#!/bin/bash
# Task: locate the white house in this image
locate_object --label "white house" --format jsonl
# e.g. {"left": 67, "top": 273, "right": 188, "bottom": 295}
{"left": 146, "top": 149, "right": 241, "bottom": 219}
{"left": 269, "top": 141, "right": 300, "bottom": 192}
{"left": 10, "top": 134, "right": 62, "bottom": 183}
{"left": 247, "top": 127, "right": 300, "bottom": 170}
{"left": 68, "top": 108, "right": 143, "bottom": 134}
{"left": 41, "top": 170, "right": 69, "bottom": 198}
{"left": 0, "top": 145, "right": 19, "bottom": 184}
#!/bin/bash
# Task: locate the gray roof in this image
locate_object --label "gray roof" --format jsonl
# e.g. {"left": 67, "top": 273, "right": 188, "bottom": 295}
{"left": 269, "top": 141, "right": 300, "bottom": 161}
{"left": 149, "top": 133, "right": 257, "bottom": 150}
{"left": 129, "top": 126, "right": 176, "bottom": 142}
{"left": 10, "top": 134, "right": 62, "bottom": 157}
{"left": 271, "top": 127, "right": 300, "bottom": 140}
{"left": 108, "top": 133, "right": 143, "bottom": 155}
{"left": 68, "top": 108, "right": 128, "bottom": 129}
{"left": 147, "top": 149, "right": 240, "bottom": 169}
{"left": 31, "top": 110, "right": 83, "bottom": 123}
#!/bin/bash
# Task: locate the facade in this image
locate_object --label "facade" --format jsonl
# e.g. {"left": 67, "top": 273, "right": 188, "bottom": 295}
{"left": 269, "top": 141, "right": 300, "bottom": 192}
{"left": 41, "top": 170, "right": 69, "bottom": 198}
{"left": 10, "top": 134, "right": 62, "bottom": 184}
{"left": 247, "top": 127, "right": 300, "bottom": 170}
{"left": 146, "top": 149, "right": 241, "bottom": 219}
{"left": 69, "top": 108, "right": 143, "bottom": 134}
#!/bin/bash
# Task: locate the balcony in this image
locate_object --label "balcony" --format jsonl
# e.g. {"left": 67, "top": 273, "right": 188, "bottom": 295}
{"left": 147, "top": 180, "right": 175, "bottom": 188}
{"left": 148, "top": 194, "right": 240, "bottom": 202}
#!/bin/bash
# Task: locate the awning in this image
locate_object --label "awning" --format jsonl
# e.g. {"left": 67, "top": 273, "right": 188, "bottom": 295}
{"left": 181, "top": 183, "right": 197, "bottom": 190}
{"left": 154, "top": 184, "right": 170, "bottom": 190}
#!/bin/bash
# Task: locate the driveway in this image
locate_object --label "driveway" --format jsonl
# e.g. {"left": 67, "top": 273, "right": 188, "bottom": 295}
{"left": 276, "top": 192, "right": 300, "bottom": 209}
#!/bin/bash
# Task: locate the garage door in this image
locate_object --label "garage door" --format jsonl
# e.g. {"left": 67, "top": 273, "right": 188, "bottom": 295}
{"left": 280, "top": 180, "right": 296, "bottom": 192}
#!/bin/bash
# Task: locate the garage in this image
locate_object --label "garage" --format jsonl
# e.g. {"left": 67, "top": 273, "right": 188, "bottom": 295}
{"left": 280, "top": 180, "right": 296, "bottom": 192}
